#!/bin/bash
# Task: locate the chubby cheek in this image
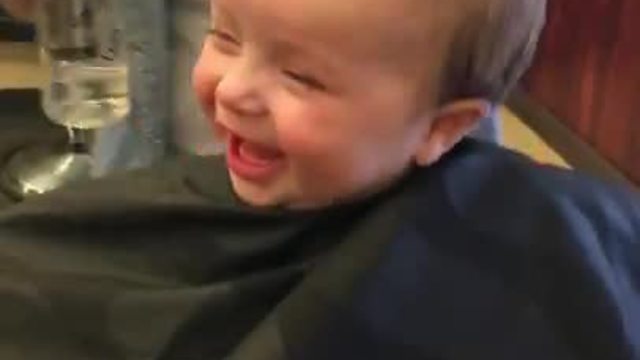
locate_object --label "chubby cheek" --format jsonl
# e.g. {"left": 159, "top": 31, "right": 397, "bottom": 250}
{"left": 272, "top": 101, "right": 348, "bottom": 159}
{"left": 273, "top": 99, "right": 390, "bottom": 166}
{"left": 271, "top": 101, "right": 369, "bottom": 187}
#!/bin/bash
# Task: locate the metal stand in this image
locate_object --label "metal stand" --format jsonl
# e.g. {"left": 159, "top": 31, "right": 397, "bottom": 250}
{"left": 0, "top": 128, "right": 94, "bottom": 200}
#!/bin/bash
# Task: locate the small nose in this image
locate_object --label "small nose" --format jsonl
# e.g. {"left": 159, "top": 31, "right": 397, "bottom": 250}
{"left": 215, "top": 58, "right": 268, "bottom": 118}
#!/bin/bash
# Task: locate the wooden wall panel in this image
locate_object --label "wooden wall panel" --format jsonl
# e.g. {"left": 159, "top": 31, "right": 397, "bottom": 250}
{"left": 523, "top": 0, "right": 640, "bottom": 183}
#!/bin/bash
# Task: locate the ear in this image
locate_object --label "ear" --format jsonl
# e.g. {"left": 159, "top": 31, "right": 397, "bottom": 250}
{"left": 413, "top": 99, "right": 492, "bottom": 166}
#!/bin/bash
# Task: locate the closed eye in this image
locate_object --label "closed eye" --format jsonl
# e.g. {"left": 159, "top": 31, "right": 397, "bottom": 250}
{"left": 283, "top": 70, "right": 327, "bottom": 91}
{"left": 208, "top": 28, "right": 237, "bottom": 43}
{"left": 208, "top": 28, "right": 240, "bottom": 46}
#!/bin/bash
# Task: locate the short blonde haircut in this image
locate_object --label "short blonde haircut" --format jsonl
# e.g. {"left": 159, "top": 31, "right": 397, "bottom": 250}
{"left": 438, "top": 0, "right": 547, "bottom": 104}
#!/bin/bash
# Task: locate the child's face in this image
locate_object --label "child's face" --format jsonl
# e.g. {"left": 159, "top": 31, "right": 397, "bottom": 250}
{"left": 193, "top": 0, "right": 446, "bottom": 208}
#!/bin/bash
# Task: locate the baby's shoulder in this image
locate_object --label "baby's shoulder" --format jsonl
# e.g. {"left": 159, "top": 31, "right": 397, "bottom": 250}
{"left": 437, "top": 140, "right": 640, "bottom": 248}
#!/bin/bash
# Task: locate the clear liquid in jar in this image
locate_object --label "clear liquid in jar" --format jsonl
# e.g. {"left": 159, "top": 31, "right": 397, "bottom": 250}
{"left": 42, "top": 59, "right": 130, "bottom": 129}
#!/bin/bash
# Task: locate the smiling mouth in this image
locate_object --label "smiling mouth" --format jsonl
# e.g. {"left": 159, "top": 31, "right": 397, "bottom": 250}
{"left": 225, "top": 130, "right": 286, "bottom": 182}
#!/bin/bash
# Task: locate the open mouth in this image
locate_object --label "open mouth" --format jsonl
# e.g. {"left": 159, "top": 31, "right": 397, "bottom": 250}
{"left": 226, "top": 131, "right": 286, "bottom": 182}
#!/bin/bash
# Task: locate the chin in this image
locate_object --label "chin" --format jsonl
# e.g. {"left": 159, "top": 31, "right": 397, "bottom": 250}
{"left": 229, "top": 173, "right": 286, "bottom": 209}
{"left": 230, "top": 173, "right": 336, "bottom": 210}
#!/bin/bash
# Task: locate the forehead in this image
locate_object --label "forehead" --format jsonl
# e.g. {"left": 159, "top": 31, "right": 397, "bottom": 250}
{"left": 214, "top": 0, "right": 420, "bottom": 29}
{"left": 212, "top": 0, "right": 448, "bottom": 62}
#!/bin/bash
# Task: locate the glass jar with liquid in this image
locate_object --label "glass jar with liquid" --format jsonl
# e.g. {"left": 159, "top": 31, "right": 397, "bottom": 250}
{"left": 37, "top": 0, "right": 130, "bottom": 129}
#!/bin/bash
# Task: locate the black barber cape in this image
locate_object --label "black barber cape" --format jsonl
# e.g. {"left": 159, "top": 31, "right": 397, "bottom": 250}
{"left": 0, "top": 139, "right": 638, "bottom": 360}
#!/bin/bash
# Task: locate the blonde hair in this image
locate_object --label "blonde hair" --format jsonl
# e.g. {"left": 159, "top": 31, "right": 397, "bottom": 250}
{"left": 438, "top": 0, "right": 547, "bottom": 104}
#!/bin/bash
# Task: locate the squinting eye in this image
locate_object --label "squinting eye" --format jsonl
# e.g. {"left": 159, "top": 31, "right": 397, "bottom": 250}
{"left": 283, "top": 70, "right": 326, "bottom": 91}
{"left": 208, "top": 28, "right": 240, "bottom": 52}
{"left": 209, "top": 29, "right": 237, "bottom": 43}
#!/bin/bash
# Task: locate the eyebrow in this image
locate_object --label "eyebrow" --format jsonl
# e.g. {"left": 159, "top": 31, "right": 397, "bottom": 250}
{"left": 277, "top": 40, "right": 347, "bottom": 78}
{"left": 207, "top": 3, "right": 348, "bottom": 75}
{"left": 207, "top": 28, "right": 228, "bottom": 37}
{"left": 208, "top": 25, "right": 344, "bottom": 76}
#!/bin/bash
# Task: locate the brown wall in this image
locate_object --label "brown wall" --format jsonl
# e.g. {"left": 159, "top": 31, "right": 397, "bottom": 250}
{"left": 523, "top": 0, "right": 640, "bottom": 183}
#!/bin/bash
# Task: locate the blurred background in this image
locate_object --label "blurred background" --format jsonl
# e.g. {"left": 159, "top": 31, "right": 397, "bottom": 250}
{"left": 516, "top": 0, "right": 639, "bottom": 188}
